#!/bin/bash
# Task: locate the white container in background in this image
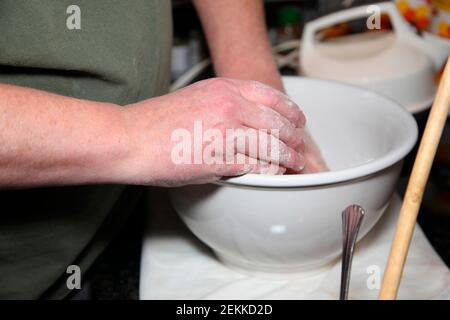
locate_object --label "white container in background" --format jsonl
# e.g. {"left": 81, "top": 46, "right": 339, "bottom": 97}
{"left": 300, "top": 2, "right": 439, "bottom": 114}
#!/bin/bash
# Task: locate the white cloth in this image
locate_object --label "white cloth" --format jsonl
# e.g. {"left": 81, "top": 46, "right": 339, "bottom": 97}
{"left": 140, "top": 193, "right": 450, "bottom": 300}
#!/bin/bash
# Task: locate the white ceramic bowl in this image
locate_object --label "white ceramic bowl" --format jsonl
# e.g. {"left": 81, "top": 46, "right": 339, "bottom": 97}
{"left": 169, "top": 77, "right": 418, "bottom": 276}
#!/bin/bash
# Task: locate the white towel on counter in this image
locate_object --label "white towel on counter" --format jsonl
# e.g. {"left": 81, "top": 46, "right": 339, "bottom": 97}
{"left": 139, "top": 193, "right": 450, "bottom": 300}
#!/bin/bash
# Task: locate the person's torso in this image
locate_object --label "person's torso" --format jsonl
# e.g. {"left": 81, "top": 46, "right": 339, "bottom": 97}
{"left": 0, "top": 0, "right": 172, "bottom": 299}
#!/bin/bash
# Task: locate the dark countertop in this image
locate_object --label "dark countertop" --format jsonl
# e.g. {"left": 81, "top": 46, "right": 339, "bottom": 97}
{"left": 69, "top": 203, "right": 143, "bottom": 300}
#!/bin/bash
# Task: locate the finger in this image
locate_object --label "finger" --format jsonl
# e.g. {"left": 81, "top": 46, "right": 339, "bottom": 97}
{"left": 224, "top": 126, "right": 305, "bottom": 172}
{"left": 218, "top": 155, "right": 286, "bottom": 177}
{"left": 299, "top": 128, "right": 329, "bottom": 173}
{"left": 230, "top": 79, "right": 306, "bottom": 128}
{"left": 237, "top": 101, "right": 305, "bottom": 152}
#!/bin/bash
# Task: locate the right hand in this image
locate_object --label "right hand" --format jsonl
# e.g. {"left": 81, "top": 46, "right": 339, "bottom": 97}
{"left": 119, "top": 78, "right": 308, "bottom": 187}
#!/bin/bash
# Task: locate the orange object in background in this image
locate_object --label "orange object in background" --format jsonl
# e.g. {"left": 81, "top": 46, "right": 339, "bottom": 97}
{"left": 432, "top": 0, "right": 450, "bottom": 37}
{"left": 437, "top": 20, "right": 450, "bottom": 37}
{"left": 396, "top": 0, "right": 433, "bottom": 30}
{"left": 319, "top": 14, "right": 392, "bottom": 41}
{"left": 434, "top": 63, "right": 445, "bottom": 83}
{"left": 380, "top": 13, "right": 394, "bottom": 30}
{"left": 396, "top": 0, "right": 450, "bottom": 37}
{"left": 319, "top": 22, "right": 352, "bottom": 40}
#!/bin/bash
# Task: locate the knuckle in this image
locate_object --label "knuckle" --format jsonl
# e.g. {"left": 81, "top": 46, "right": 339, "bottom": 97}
{"left": 247, "top": 80, "right": 269, "bottom": 90}
{"left": 249, "top": 81, "right": 275, "bottom": 97}
{"left": 207, "top": 77, "right": 234, "bottom": 92}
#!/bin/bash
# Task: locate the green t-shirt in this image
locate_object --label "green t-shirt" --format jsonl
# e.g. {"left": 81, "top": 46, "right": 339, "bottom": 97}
{"left": 0, "top": 0, "right": 172, "bottom": 299}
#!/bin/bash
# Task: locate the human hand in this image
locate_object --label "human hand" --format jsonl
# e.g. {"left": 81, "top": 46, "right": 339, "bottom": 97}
{"left": 119, "top": 78, "right": 309, "bottom": 186}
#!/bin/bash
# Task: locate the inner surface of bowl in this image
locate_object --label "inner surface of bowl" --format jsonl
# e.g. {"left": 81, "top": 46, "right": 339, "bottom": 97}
{"left": 221, "top": 77, "right": 418, "bottom": 187}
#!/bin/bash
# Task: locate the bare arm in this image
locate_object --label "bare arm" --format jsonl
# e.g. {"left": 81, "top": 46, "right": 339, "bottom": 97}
{"left": 0, "top": 79, "right": 306, "bottom": 188}
{"left": 193, "top": 0, "right": 284, "bottom": 91}
{"left": 1, "top": 2, "right": 314, "bottom": 189}
{"left": 0, "top": 84, "right": 131, "bottom": 188}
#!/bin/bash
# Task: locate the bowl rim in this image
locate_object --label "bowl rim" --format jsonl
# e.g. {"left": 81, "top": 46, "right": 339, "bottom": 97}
{"left": 217, "top": 76, "right": 419, "bottom": 188}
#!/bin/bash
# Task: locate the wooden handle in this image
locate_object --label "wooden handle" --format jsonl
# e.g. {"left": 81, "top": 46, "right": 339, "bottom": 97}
{"left": 379, "top": 56, "right": 450, "bottom": 300}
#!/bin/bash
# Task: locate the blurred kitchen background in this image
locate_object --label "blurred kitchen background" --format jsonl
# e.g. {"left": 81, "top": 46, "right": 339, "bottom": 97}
{"left": 171, "top": 0, "right": 377, "bottom": 80}
{"left": 79, "top": 0, "right": 450, "bottom": 299}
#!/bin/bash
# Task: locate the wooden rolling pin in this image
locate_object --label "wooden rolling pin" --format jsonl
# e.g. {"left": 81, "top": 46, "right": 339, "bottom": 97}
{"left": 379, "top": 55, "right": 450, "bottom": 300}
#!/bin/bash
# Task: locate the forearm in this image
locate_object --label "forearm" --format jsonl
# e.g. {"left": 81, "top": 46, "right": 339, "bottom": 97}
{"left": 193, "top": 0, "right": 283, "bottom": 91}
{"left": 0, "top": 84, "right": 130, "bottom": 188}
